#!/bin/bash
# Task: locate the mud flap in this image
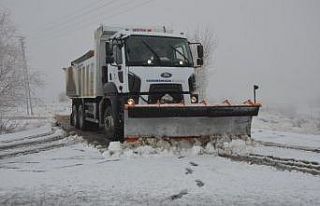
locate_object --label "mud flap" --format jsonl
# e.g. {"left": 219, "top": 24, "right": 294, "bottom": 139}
{"left": 124, "top": 104, "right": 260, "bottom": 139}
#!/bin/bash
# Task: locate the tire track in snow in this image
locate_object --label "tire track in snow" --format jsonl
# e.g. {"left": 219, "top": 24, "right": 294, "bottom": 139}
{"left": 219, "top": 152, "right": 320, "bottom": 176}
{"left": 0, "top": 130, "right": 55, "bottom": 144}
{"left": 0, "top": 128, "right": 68, "bottom": 160}
{"left": 0, "top": 135, "right": 65, "bottom": 151}
{"left": 254, "top": 140, "right": 320, "bottom": 153}
{"left": 0, "top": 142, "right": 67, "bottom": 160}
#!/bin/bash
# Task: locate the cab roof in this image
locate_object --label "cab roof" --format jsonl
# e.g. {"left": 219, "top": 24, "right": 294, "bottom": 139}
{"left": 101, "top": 26, "right": 187, "bottom": 40}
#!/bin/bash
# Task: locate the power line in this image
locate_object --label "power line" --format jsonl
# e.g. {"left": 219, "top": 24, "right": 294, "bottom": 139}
{"left": 36, "top": 0, "right": 133, "bottom": 40}
{"left": 40, "top": 0, "right": 105, "bottom": 31}
{"left": 40, "top": 0, "right": 117, "bottom": 34}
{"left": 32, "top": 0, "right": 130, "bottom": 41}
{"left": 35, "top": 0, "right": 155, "bottom": 42}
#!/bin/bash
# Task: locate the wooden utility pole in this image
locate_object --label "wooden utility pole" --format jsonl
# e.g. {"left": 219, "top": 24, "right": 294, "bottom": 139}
{"left": 18, "top": 36, "right": 33, "bottom": 116}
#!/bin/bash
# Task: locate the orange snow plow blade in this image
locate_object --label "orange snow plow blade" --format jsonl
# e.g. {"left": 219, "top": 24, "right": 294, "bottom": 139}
{"left": 124, "top": 102, "right": 260, "bottom": 140}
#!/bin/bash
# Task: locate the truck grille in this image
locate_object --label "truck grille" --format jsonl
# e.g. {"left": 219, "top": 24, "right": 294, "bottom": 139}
{"left": 148, "top": 84, "right": 183, "bottom": 104}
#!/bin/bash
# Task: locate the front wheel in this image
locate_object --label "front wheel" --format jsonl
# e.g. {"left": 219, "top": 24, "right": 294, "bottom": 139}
{"left": 103, "top": 106, "right": 123, "bottom": 141}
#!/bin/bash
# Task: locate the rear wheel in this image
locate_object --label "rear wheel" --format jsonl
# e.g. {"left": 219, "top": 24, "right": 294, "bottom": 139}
{"left": 78, "top": 104, "right": 87, "bottom": 130}
{"left": 72, "top": 104, "right": 79, "bottom": 129}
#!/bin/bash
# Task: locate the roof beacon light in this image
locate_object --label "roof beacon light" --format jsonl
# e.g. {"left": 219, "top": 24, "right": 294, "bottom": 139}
{"left": 132, "top": 28, "right": 152, "bottom": 32}
{"left": 128, "top": 27, "right": 173, "bottom": 34}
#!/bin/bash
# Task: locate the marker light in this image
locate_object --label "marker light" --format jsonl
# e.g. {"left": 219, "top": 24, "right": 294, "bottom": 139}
{"left": 191, "top": 96, "right": 198, "bottom": 103}
{"left": 127, "top": 98, "right": 135, "bottom": 106}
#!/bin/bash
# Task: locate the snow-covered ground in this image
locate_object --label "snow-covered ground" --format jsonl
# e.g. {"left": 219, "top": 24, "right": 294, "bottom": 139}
{"left": 0, "top": 101, "right": 71, "bottom": 134}
{"left": 0, "top": 134, "right": 320, "bottom": 205}
{"left": 253, "top": 108, "right": 320, "bottom": 135}
{"left": 253, "top": 129, "right": 320, "bottom": 149}
{"left": 0, "top": 104, "right": 320, "bottom": 205}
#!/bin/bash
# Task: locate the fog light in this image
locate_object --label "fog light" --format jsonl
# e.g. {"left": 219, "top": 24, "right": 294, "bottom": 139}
{"left": 191, "top": 95, "right": 198, "bottom": 103}
{"left": 127, "top": 98, "right": 135, "bottom": 106}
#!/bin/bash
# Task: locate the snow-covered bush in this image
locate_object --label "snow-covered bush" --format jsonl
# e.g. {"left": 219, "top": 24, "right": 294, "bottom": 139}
{"left": 0, "top": 115, "right": 18, "bottom": 134}
{"left": 292, "top": 118, "right": 308, "bottom": 128}
{"left": 317, "top": 119, "right": 320, "bottom": 131}
{"left": 58, "top": 92, "right": 69, "bottom": 102}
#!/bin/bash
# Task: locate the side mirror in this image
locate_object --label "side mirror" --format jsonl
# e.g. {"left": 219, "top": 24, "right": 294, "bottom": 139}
{"left": 102, "top": 66, "right": 108, "bottom": 83}
{"left": 105, "top": 42, "right": 114, "bottom": 64}
{"left": 197, "top": 58, "right": 203, "bottom": 66}
{"left": 189, "top": 43, "right": 204, "bottom": 67}
{"left": 106, "top": 56, "right": 114, "bottom": 64}
{"left": 105, "top": 42, "right": 113, "bottom": 56}
{"left": 197, "top": 45, "right": 204, "bottom": 59}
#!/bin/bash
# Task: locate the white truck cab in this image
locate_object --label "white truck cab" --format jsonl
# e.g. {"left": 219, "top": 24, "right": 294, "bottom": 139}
{"left": 102, "top": 27, "right": 203, "bottom": 105}
{"left": 65, "top": 26, "right": 204, "bottom": 141}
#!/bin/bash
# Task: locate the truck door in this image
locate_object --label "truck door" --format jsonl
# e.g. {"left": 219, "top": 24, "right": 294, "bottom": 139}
{"left": 108, "top": 43, "right": 125, "bottom": 93}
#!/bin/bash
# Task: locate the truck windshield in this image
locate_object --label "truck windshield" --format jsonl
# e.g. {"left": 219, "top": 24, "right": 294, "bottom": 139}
{"left": 125, "top": 35, "right": 194, "bottom": 67}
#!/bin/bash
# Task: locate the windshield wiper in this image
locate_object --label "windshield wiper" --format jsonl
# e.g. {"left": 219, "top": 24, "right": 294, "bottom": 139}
{"left": 170, "top": 45, "right": 190, "bottom": 66}
{"left": 141, "top": 40, "right": 161, "bottom": 65}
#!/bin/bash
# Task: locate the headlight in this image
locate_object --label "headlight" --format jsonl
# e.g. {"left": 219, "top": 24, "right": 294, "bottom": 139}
{"left": 191, "top": 95, "right": 198, "bottom": 103}
{"left": 127, "top": 98, "right": 135, "bottom": 106}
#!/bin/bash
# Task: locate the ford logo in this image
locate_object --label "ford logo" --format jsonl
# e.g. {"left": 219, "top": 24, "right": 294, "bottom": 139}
{"left": 160, "top": 72, "right": 172, "bottom": 78}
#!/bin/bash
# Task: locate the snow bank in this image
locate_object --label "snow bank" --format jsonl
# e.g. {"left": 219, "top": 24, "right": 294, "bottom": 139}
{"left": 253, "top": 109, "right": 320, "bottom": 135}
{"left": 0, "top": 124, "right": 53, "bottom": 142}
{"left": 252, "top": 129, "right": 320, "bottom": 148}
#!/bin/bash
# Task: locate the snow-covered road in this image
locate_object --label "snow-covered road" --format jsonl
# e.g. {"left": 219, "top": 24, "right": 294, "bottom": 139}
{"left": 0, "top": 124, "right": 320, "bottom": 205}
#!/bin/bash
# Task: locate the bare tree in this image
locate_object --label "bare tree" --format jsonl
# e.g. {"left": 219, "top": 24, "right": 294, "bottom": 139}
{"left": 0, "top": 9, "right": 45, "bottom": 133}
{"left": 0, "top": 9, "right": 43, "bottom": 114}
{"left": 0, "top": 10, "right": 23, "bottom": 132}
{"left": 0, "top": 9, "right": 25, "bottom": 111}
{"left": 188, "top": 26, "right": 217, "bottom": 100}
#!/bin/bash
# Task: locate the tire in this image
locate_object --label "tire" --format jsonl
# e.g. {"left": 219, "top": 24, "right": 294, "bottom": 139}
{"left": 103, "top": 106, "right": 123, "bottom": 141}
{"left": 78, "top": 104, "right": 87, "bottom": 130}
{"left": 70, "top": 112, "right": 74, "bottom": 126}
{"left": 72, "top": 104, "right": 79, "bottom": 129}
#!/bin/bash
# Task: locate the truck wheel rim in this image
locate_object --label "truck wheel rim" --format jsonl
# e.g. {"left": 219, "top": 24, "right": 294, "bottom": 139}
{"left": 104, "top": 115, "right": 114, "bottom": 134}
{"left": 73, "top": 105, "right": 77, "bottom": 126}
{"left": 79, "top": 107, "right": 84, "bottom": 128}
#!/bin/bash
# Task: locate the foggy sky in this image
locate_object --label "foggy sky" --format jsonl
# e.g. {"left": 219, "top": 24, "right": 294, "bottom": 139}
{"left": 1, "top": 0, "right": 320, "bottom": 108}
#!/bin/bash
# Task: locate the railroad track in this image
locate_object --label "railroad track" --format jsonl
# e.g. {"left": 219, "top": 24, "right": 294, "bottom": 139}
{"left": 0, "top": 128, "right": 67, "bottom": 160}
{"left": 219, "top": 152, "right": 320, "bottom": 176}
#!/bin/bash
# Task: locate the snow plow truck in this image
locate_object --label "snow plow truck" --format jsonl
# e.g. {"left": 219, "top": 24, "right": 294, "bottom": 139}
{"left": 63, "top": 26, "right": 260, "bottom": 142}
